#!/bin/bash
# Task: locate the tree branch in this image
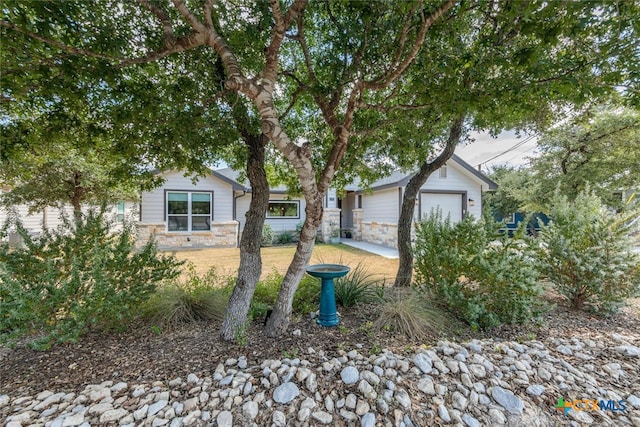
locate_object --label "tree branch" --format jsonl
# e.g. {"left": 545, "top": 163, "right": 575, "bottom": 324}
{"left": 0, "top": 20, "right": 120, "bottom": 62}
{"left": 362, "top": 0, "right": 456, "bottom": 91}
{"left": 137, "top": 0, "right": 176, "bottom": 45}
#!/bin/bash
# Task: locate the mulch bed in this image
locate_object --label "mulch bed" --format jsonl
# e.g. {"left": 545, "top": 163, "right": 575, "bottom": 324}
{"left": 2, "top": 296, "right": 639, "bottom": 397}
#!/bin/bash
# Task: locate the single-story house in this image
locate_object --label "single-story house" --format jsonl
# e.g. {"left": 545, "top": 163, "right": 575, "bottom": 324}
{"left": 136, "top": 168, "right": 311, "bottom": 249}
{"left": 339, "top": 154, "right": 498, "bottom": 248}
{"left": 2, "top": 154, "right": 497, "bottom": 250}
{"left": 0, "top": 185, "right": 137, "bottom": 244}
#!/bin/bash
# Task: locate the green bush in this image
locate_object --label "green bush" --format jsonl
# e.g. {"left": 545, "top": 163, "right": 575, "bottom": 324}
{"left": 538, "top": 191, "right": 640, "bottom": 313}
{"left": 142, "top": 264, "right": 230, "bottom": 330}
{"left": 261, "top": 224, "right": 275, "bottom": 247}
{"left": 334, "top": 261, "right": 383, "bottom": 307}
{"left": 249, "top": 270, "right": 282, "bottom": 320}
{"left": 248, "top": 270, "right": 320, "bottom": 318}
{"left": 0, "top": 211, "right": 182, "bottom": 348}
{"left": 275, "top": 230, "right": 294, "bottom": 245}
{"left": 293, "top": 275, "right": 320, "bottom": 315}
{"left": 414, "top": 211, "right": 544, "bottom": 329}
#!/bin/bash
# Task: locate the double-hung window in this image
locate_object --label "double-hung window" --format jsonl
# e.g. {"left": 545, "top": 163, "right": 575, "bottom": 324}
{"left": 167, "top": 191, "right": 212, "bottom": 231}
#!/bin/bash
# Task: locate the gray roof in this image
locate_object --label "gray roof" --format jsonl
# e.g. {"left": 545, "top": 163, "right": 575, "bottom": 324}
{"left": 214, "top": 154, "right": 497, "bottom": 193}
{"left": 363, "top": 154, "right": 497, "bottom": 191}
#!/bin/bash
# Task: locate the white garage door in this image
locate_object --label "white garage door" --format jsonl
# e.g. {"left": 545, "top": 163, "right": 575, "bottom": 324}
{"left": 420, "top": 192, "right": 463, "bottom": 223}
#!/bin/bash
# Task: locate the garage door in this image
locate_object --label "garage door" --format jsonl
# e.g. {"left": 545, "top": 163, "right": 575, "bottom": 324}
{"left": 420, "top": 192, "right": 463, "bottom": 223}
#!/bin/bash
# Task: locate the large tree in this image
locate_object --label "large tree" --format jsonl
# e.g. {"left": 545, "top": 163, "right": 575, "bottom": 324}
{"left": 387, "top": 1, "right": 640, "bottom": 286}
{"left": 531, "top": 106, "right": 640, "bottom": 209}
{"left": 3, "top": 1, "right": 639, "bottom": 336}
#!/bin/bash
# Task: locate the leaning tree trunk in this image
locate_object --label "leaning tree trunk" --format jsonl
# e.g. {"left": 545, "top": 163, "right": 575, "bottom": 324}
{"left": 394, "top": 116, "right": 464, "bottom": 287}
{"left": 264, "top": 193, "right": 324, "bottom": 337}
{"left": 220, "top": 135, "right": 270, "bottom": 340}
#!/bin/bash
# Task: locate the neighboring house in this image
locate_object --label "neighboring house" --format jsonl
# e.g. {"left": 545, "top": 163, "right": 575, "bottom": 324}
{"left": 0, "top": 185, "right": 137, "bottom": 243}
{"left": 340, "top": 154, "right": 498, "bottom": 248}
{"left": 497, "top": 212, "right": 551, "bottom": 236}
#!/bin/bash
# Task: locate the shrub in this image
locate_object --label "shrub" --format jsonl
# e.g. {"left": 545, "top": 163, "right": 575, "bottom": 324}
{"left": 414, "top": 211, "right": 544, "bottom": 329}
{"left": 333, "top": 262, "right": 383, "bottom": 307}
{"left": 275, "top": 230, "right": 294, "bottom": 245}
{"left": 293, "top": 275, "right": 321, "bottom": 315}
{"left": 243, "top": 270, "right": 320, "bottom": 319}
{"left": 143, "top": 264, "right": 230, "bottom": 330}
{"left": 261, "top": 224, "right": 275, "bottom": 247}
{"left": 0, "top": 211, "right": 182, "bottom": 348}
{"left": 538, "top": 190, "right": 640, "bottom": 313}
{"left": 249, "top": 270, "right": 282, "bottom": 320}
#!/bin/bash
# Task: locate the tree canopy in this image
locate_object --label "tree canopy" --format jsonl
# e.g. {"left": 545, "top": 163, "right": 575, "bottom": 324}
{"left": 2, "top": 0, "right": 639, "bottom": 335}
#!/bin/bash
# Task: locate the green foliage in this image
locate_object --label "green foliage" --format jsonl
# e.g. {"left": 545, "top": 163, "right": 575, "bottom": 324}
{"left": 538, "top": 190, "right": 640, "bottom": 313}
{"left": 333, "top": 262, "right": 383, "bottom": 308}
{"left": 292, "top": 275, "right": 321, "bottom": 316}
{"left": 531, "top": 107, "right": 640, "bottom": 210}
{"left": 261, "top": 224, "right": 275, "bottom": 247}
{"left": 414, "top": 212, "right": 545, "bottom": 329}
{"left": 249, "top": 270, "right": 281, "bottom": 320}
{"left": 142, "top": 264, "right": 230, "bottom": 331}
{"left": 0, "top": 211, "right": 182, "bottom": 348}
{"left": 275, "top": 230, "right": 294, "bottom": 245}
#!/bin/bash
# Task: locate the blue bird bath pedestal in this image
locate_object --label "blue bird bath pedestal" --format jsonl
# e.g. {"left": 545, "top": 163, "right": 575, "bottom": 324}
{"left": 306, "top": 264, "right": 350, "bottom": 327}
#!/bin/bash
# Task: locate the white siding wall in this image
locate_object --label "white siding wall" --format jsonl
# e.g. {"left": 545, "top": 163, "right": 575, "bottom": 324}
{"left": 421, "top": 162, "right": 484, "bottom": 219}
{"left": 236, "top": 193, "right": 306, "bottom": 233}
{"left": 362, "top": 187, "right": 400, "bottom": 223}
{"left": 140, "top": 171, "right": 234, "bottom": 225}
{"left": 1, "top": 200, "right": 137, "bottom": 237}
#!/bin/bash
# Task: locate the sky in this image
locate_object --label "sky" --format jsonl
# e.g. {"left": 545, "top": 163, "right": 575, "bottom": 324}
{"left": 455, "top": 130, "right": 539, "bottom": 173}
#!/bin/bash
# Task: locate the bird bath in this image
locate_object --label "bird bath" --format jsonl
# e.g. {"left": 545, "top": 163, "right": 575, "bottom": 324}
{"left": 306, "top": 264, "right": 350, "bottom": 327}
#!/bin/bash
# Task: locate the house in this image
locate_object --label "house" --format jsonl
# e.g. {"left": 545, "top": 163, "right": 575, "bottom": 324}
{"left": 0, "top": 185, "right": 137, "bottom": 243}
{"left": 3, "top": 154, "right": 497, "bottom": 250}
{"left": 339, "top": 154, "right": 498, "bottom": 248}
{"left": 137, "top": 168, "right": 310, "bottom": 248}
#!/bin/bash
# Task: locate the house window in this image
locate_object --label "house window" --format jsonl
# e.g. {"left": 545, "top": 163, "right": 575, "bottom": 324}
{"left": 116, "top": 201, "right": 125, "bottom": 223}
{"left": 357, "top": 194, "right": 362, "bottom": 209}
{"left": 439, "top": 164, "right": 447, "bottom": 178}
{"left": 167, "top": 191, "right": 212, "bottom": 231}
{"left": 267, "top": 201, "right": 299, "bottom": 218}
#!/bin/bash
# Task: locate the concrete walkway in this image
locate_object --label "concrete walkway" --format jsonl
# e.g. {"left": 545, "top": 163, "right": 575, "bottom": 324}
{"left": 339, "top": 239, "right": 399, "bottom": 259}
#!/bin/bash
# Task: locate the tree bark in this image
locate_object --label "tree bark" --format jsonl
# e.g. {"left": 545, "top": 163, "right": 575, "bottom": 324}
{"left": 220, "top": 135, "right": 269, "bottom": 340}
{"left": 394, "top": 116, "right": 465, "bottom": 287}
{"left": 264, "top": 192, "right": 324, "bottom": 337}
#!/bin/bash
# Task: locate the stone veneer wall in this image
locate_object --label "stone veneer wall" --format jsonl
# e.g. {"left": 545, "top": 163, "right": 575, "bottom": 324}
{"left": 360, "top": 221, "right": 398, "bottom": 249}
{"left": 137, "top": 221, "right": 239, "bottom": 249}
{"left": 320, "top": 208, "right": 341, "bottom": 243}
{"left": 352, "top": 209, "right": 363, "bottom": 241}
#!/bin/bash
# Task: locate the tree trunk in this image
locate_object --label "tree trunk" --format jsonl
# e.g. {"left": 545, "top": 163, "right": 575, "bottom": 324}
{"left": 71, "top": 173, "right": 84, "bottom": 224}
{"left": 220, "top": 135, "right": 269, "bottom": 340}
{"left": 264, "top": 193, "right": 324, "bottom": 337}
{"left": 394, "top": 117, "right": 464, "bottom": 287}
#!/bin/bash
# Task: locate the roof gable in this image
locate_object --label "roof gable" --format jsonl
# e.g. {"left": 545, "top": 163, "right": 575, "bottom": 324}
{"left": 363, "top": 154, "right": 497, "bottom": 192}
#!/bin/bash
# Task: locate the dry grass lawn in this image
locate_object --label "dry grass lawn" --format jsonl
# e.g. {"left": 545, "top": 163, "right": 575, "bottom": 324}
{"left": 166, "top": 243, "right": 399, "bottom": 283}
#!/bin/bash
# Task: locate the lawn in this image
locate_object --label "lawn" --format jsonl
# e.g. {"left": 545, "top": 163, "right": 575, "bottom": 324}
{"left": 167, "top": 243, "right": 399, "bottom": 283}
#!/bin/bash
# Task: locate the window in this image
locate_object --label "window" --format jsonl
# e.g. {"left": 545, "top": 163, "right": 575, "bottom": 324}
{"left": 267, "top": 201, "right": 299, "bottom": 218}
{"left": 167, "top": 191, "right": 212, "bottom": 231}
{"left": 116, "top": 201, "right": 125, "bottom": 223}
{"left": 439, "top": 164, "right": 447, "bottom": 178}
{"left": 357, "top": 194, "right": 362, "bottom": 209}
